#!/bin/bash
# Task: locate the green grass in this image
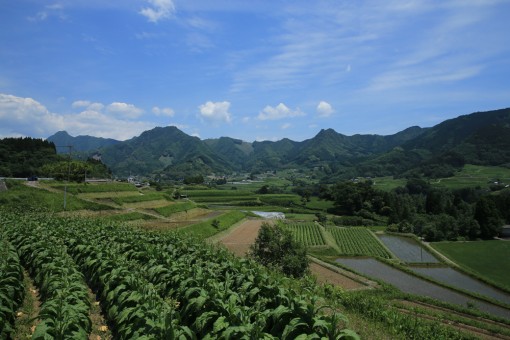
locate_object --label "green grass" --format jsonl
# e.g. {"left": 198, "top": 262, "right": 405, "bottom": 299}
{"left": 0, "top": 181, "right": 112, "bottom": 212}
{"left": 372, "top": 177, "right": 407, "bottom": 191}
{"left": 179, "top": 210, "right": 246, "bottom": 239}
{"left": 371, "top": 165, "right": 510, "bottom": 191}
{"left": 51, "top": 182, "right": 138, "bottom": 194}
{"left": 431, "top": 164, "right": 510, "bottom": 189}
{"left": 111, "top": 192, "right": 170, "bottom": 204}
{"left": 103, "top": 212, "right": 155, "bottom": 222}
{"left": 153, "top": 201, "right": 197, "bottom": 217}
{"left": 431, "top": 240, "right": 510, "bottom": 290}
{"left": 304, "top": 197, "right": 334, "bottom": 210}
{"left": 183, "top": 189, "right": 254, "bottom": 198}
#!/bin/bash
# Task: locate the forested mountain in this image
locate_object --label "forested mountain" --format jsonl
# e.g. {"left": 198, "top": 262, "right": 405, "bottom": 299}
{"left": 47, "top": 131, "right": 120, "bottom": 153}
{"left": 45, "top": 108, "right": 510, "bottom": 180}
{"left": 98, "top": 126, "right": 233, "bottom": 178}
{"left": 357, "top": 108, "right": 510, "bottom": 178}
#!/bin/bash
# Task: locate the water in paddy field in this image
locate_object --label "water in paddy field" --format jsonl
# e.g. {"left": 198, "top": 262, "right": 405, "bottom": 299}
{"left": 251, "top": 211, "right": 285, "bottom": 219}
{"left": 411, "top": 266, "right": 510, "bottom": 305}
{"left": 336, "top": 257, "right": 510, "bottom": 320}
{"left": 378, "top": 234, "right": 439, "bottom": 263}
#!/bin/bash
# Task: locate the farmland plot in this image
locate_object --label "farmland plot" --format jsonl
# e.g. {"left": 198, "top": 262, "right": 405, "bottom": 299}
{"left": 282, "top": 222, "right": 326, "bottom": 247}
{"left": 336, "top": 258, "right": 510, "bottom": 320}
{"left": 1, "top": 212, "right": 356, "bottom": 339}
{"left": 378, "top": 234, "right": 439, "bottom": 263}
{"left": 328, "top": 227, "right": 392, "bottom": 259}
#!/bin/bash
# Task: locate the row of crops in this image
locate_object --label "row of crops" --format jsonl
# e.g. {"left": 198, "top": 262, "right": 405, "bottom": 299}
{"left": 327, "top": 227, "right": 392, "bottom": 259}
{"left": 281, "top": 222, "right": 392, "bottom": 259}
{"left": 281, "top": 222, "right": 326, "bottom": 247}
{"left": 0, "top": 212, "right": 357, "bottom": 339}
{"left": 0, "top": 235, "right": 25, "bottom": 338}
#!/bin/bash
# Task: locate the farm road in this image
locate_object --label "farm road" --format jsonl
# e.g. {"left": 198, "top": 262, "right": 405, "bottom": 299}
{"left": 214, "top": 219, "right": 367, "bottom": 291}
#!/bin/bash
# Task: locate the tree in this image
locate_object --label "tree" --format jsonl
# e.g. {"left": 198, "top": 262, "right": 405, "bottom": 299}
{"left": 474, "top": 197, "right": 503, "bottom": 239}
{"left": 249, "top": 222, "right": 309, "bottom": 278}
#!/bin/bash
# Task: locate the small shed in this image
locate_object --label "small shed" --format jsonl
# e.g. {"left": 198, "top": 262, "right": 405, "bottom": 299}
{"left": 501, "top": 226, "right": 510, "bottom": 239}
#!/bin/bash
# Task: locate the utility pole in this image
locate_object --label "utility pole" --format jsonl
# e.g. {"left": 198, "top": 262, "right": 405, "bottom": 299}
{"left": 57, "top": 145, "right": 72, "bottom": 210}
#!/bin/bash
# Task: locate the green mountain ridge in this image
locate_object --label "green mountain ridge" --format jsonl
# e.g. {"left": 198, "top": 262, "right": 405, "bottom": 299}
{"left": 48, "top": 130, "right": 121, "bottom": 152}
{"left": 45, "top": 108, "right": 510, "bottom": 180}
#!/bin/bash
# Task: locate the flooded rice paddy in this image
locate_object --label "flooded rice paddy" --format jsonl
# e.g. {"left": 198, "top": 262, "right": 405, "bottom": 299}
{"left": 378, "top": 234, "right": 439, "bottom": 263}
{"left": 411, "top": 266, "right": 510, "bottom": 306}
{"left": 336, "top": 257, "right": 510, "bottom": 320}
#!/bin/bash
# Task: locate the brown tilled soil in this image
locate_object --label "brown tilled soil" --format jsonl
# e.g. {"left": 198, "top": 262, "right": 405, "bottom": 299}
{"left": 217, "top": 219, "right": 368, "bottom": 291}
{"left": 309, "top": 262, "right": 366, "bottom": 290}
{"left": 217, "top": 219, "right": 264, "bottom": 256}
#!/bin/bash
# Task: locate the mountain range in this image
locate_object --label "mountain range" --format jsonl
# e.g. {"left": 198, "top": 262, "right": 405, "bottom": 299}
{"left": 47, "top": 108, "right": 510, "bottom": 180}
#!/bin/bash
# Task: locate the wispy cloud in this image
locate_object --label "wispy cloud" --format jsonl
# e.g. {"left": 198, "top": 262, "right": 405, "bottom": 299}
{"left": 152, "top": 106, "right": 175, "bottom": 117}
{"left": 28, "top": 3, "right": 68, "bottom": 22}
{"left": 140, "top": 0, "right": 175, "bottom": 23}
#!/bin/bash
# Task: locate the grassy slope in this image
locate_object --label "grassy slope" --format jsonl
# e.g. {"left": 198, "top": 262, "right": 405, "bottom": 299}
{"left": 431, "top": 240, "right": 510, "bottom": 290}
{"left": 372, "top": 164, "right": 510, "bottom": 191}
{"left": 0, "top": 181, "right": 112, "bottom": 212}
{"left": 179, "top": 210, "right": 246, "bottom": 240}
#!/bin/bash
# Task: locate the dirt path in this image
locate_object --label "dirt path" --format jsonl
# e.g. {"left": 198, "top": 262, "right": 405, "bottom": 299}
{"left": 88, "top": 288, "right": 112, "bottom": 340}
{"left": 215, "top": 219, "right": 371, "bottom": 291}
{"left": 13, "top": 271, "right": 41, "bottom": 339}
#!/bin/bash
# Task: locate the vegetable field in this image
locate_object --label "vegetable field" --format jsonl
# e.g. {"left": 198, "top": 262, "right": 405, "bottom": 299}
{"left": 0, "top": 236, "right": 25, "bottom": 338}
{"left": 327, "top": 227, "right": 392, "bottom": 259}
{"left": 281, "top": 222, "right": 326, "bottom": 247}
{"left": 0, "top": 212, "right": 357, "bottom": 339}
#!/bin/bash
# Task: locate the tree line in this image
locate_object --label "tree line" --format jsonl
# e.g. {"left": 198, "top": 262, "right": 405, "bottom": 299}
{"left": 315, "top": 178, "right": 509, "bottom": 241}
{"left": 0, "top": 137, "right": 110, "bottom": 180}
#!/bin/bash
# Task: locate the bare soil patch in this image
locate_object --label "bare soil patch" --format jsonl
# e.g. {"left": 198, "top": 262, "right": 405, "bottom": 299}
{"left": 217, "top": 219, "right": 264, "bottom": 256}
{"left": 309, "top": 262, "right": 366, "bottom": 290}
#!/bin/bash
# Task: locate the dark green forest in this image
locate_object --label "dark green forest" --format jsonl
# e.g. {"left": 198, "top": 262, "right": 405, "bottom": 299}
{"left": 315, "top": 179, "right": 510, "bottom": 241}
{"left": 0, "top": 137, "right": 110, "bottom": 180}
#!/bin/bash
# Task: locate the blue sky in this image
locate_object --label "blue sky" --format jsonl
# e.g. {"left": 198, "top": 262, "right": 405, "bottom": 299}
{"left": 1, "top": 0, "right": 509, "bottom": 142}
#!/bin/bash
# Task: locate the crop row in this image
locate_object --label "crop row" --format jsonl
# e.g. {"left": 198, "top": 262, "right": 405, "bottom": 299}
{"left": 7, "top": 219, "right": 92, "bottom": 339}
{"left": 0, "top": 235, "right": 25, "bottom": 338}
{"left": 1, "top": 213, "right": 358, "bottom": 339}
{"left": 328, "top": 227, "right": 392, "bottom": 259}
{"left": 282, "top": 222, "right": 326, "bottom": 246}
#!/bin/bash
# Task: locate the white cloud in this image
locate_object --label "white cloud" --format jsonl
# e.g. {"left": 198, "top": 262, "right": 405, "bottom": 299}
{"left": 152, "top": 106, "right": 175, "bottom": 117}
{"left": 0, "top": 93, "right": 155, "bottom": 140}
{"left": 107, "top": 102, "right": 144, "bottom": 119}
{"left": 0, "top": 94, "right": 65, "bottom": 138}
{"left": 72, "top": 100, "right": 91, "bottom": 108}
{"left": 140, "top": 0, "right": 175, "bottom": 23}
{"left": 281, "top": 123, "right": 291, "bottom": 130}
{"left": 316, "top": 101, "right": 334, "bottom": 117}
{"left": 198, "top": 101, "right": 232, "bottom": 123}
{"left": 257, "top": 103, "right": 304, "bottom": 121}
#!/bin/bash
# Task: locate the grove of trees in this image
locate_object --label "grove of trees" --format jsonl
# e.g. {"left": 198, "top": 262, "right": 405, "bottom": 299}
{"left": 314, "top": 179, "right": 509, "bottom": 241}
